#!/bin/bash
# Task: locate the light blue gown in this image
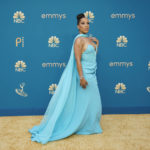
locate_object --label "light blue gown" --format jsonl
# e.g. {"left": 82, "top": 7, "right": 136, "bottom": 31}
{"left": 28, "top": 33, "right": 103, "bottom": 144}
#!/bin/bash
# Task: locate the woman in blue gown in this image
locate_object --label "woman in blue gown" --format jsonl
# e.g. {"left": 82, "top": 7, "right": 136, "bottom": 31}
{"left": 28, "top": 13, "right": 103, "bottom": 144}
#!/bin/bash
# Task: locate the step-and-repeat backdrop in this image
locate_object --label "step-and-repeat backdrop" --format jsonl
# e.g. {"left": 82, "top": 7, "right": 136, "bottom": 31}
{"left": 0, "top": 0, "right": 150, "bottom": 116}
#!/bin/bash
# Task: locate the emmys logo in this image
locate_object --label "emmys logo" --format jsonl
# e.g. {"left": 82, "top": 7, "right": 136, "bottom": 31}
{"left": 16, "top": 37, "right": 24, "bottom": 47}
{"left": 48, "top": 36, "right": 60, "bottom": 47}
{"left": 109, "top": 61, "right": 133, "bottom": 68}
{"left": 116, "top": 35, "right": 128, "bottom": 47}
{"left": 115, "top": 83, "right": 126, "bottom": 94}
{"left": 13, "top": 11, "right": 25, "bottom": 23}
{"left": 84, "top": 11, "right": 95, "bottom": 23}
{"left": 42, "top": 62, "right": 66, "bottom": 68}
{"left": 41, "top": 13, "right": 66, "bottom": 20}
{"left": 110, "top": 13, "right": 135, "bottom": 20}
{"left": 148, "top": 61, "right": 150, "bottom": 71}
{"left": 15, "top": 60, "right": 27, "bottom": 72}
{"left": 147, "top": 87, "right": 150, "bottom": 93}
{"left": 48, "top": 83, "right": 57, "bottom": 95}
{"left": 15, "top": 82, "right": 28, "bottom": 97}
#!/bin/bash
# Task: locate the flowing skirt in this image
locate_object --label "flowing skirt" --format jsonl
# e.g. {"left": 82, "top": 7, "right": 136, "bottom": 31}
{"left": 28, "top": 73, "right": 103, "bottom": 144}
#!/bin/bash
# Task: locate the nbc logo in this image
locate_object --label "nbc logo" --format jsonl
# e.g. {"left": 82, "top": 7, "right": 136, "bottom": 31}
{"left": 115, "top": 82, "right": 126, "bottom": 94}
{"left": 48, "top": 83, "right": 57, "bottom": 95}
{"left": 13, "top": 11, "right": 25, "bottom": 23}
{"left": 84, "top": 11, "right": 95, "bottom": 23}
{"left": 147, "top": 87, "right": 150, "bottom": 93}
{"left": 116, "top": 35, "right": 128, "bottom": 47}
{"left": 48, "top": 36, "right": 60, "bottom": 47}
{"left": 148, "top": 61, "right": 150, "bottom": 71}
{"left": 15, "top": 60, "right": 27, "bottom": 72}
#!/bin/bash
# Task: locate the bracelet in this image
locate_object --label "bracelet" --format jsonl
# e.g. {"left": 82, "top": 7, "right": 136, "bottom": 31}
{"left": 80, "top": 75, "right": 84, "bottom": 80}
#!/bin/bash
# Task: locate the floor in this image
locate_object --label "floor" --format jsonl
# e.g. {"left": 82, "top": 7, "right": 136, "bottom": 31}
{"left": 0, "top": 114, "right": 150, "bottom": 150}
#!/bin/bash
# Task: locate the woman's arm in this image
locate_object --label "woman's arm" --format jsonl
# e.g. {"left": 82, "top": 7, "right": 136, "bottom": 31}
{"left": 74, "top": 37, "right": 88, "bottom": 89}
{"left": 74, "top": 37, "right": 83, "bottom": 79}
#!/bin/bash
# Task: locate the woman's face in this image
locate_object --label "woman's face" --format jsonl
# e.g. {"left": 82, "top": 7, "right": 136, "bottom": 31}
{"left": 77, "top": 17, "right": 89, "bottom": 34}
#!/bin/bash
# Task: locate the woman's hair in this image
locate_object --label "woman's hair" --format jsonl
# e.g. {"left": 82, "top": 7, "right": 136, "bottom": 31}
{"left": 76, "top": 13, "right": 86, "bottom": 25}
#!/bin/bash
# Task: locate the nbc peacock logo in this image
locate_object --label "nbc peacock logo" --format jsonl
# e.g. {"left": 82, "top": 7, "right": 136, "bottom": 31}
{"left": 148, "top": 61, "right": 150, "bottom": 71}
{"left": 147, "top": 86, "right": 150, "bottom": 93}
{"left": 48, "top": 36, "right": 60, "bottom": 47}
{"left": 13, "top": 11, "right": 25, "bottom": 23}
{"left": 116, "top": 35, "right": 128, "bottom": 47}
{"left": 48, "top": 83, "right": 57, "bottom": 95}
{"left": 15, "top": 60, "right": 27, "bottom": 72}
{"left": 115, "top": 82, "right": 126, "bottom": 94}
{"left": 84, "top": 11, "right": 95, "bottom": 23}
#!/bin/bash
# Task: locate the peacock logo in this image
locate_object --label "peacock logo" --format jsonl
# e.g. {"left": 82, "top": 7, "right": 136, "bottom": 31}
{"left": 48, "top": 83, "right": 57, "bottom": 95}
{"left": 84, "top": 11, "right": 95, "bottom": 23}
{"left": 116, "top": 35, "right": 128, "bottom": 47}
{"left": 147, "top": 87, "right": 150, "bottom": 93}
{"left": 13, "top": 11, "right": 25, "bottom": 23}
{"left": 48, "top": 36, "right": 60, "bottom": 47}
{"left": 148, "top": 61, "right": 150, "bottom": 71}
{"left": 115, "top": 83, "right": 126, "bottom": 94}
{"left": 15, "top": 60, "right": 27, "bottom": 72}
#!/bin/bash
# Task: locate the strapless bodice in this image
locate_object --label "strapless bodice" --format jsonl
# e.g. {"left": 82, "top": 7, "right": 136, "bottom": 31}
{"left": 77, "top": 44, "right": 97, "bottom": 80}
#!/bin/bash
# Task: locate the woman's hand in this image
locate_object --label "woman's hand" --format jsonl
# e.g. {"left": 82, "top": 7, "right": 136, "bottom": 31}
{"left": 88, "top": 37, "right": 99, "bottom": 45}
{"left": 80, "top": 77, "right": 88, "bottom": 89}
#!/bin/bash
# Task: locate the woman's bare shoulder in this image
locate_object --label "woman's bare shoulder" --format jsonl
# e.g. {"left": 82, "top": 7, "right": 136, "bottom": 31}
{"left": 74, "top": 36, "right": 86, "bottom": 46}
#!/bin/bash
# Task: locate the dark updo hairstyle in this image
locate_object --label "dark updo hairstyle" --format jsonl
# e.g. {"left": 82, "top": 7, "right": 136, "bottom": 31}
{"left": 76, "top": 13, "right": 86, "bottom": 25}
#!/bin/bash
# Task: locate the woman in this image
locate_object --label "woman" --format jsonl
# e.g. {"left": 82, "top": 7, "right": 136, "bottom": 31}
{"left": 28, "top": 13, "right": 103, "bottom": 144}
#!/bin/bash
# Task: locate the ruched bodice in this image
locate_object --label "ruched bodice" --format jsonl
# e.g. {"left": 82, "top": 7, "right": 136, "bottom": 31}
{"left": 77, "top": 44, "right": 97, "bottom": 80}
